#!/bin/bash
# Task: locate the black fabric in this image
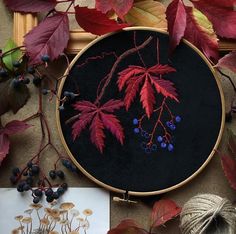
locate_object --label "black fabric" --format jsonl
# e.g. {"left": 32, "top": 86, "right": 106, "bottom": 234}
{"left": 59, "top": 30, "right": 222, "bottom": 193}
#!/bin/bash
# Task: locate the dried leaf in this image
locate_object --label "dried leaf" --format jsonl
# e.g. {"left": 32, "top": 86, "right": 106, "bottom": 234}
{"left": 166, "top": 0, "right": 187, "bottom": 53}
{"left": 191, "top": 0, "right": 236, "bottom": 39}
{"left": 108, "top": 219, "right": 148, "bottom": 234}
{"left": 96, "top": 0, "right": 134, "bottom": 19}
{"left": 221, "top": 154, "right": 236, "bottom": 190}
{"left": 0, "top": 134, "right": 10, "bottom": 166}
{"left": 2, "top": 39, "right": 22, "bottom": 71}
{"left": 216, "top": 51, "right": 236, "bottom": 73}
{"left": 4, "top": 0, "right": 56, "bottom": 13}
{"left": 75, "top": 6, "right": 128, "bottom": 35}
{"left": 184, "top": 7, "right": 219, "bottom": 62}
{"left": 151, "top": 199, "right": 182, "bottom": 227}
{"left": 4, "top": 120, "right": 31, "bottom": 135}
{"left": 125, "top": 0, "right": 167, "bottom": 28}
{"left": 24, "top": 13, "right": 69, "bottom": 65}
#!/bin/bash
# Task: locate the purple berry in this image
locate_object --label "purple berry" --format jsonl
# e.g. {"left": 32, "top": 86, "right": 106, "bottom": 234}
{"left": 175, "top": 116, "right": 181, "bottom": 123}
{"left": 157, "top": 136, "right": 163, "bottom": 142}
{"left": 168, "top": 144, "right": 174, "bottom": 152}
{"left": 133, "top": 118, "right": 138, "bottom": 125}
{"left": 161, "top": 142, "right": 167, "bottom": 148}
{"left": 134, "top": 128, "right": 140, "bottom": 134}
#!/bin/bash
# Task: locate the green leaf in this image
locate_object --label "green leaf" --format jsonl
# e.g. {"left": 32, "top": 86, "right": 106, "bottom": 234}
{"left": 2, "top": 39, "right": 22, "bottom": 71}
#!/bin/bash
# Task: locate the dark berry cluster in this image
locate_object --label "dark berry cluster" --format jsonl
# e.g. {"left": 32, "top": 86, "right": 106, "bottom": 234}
{"left": 133, "top": 115, "right": 182, "bottom": 154}
{"left": 58, "top": 91, "right": 79, "bottom": 111}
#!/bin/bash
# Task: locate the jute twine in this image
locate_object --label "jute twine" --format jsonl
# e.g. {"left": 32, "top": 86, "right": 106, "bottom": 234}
{"left": 180, "top": 194, "right": 236, "bottom": 234}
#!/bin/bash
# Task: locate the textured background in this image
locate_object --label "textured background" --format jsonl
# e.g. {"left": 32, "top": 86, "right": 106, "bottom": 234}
{"left": 0, "top": 1, "right": 236, "bottom": 233}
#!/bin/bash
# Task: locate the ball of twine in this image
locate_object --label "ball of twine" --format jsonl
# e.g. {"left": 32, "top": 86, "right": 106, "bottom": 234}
{"left": 180, "top": 194, "right": 236, "bottom": 234}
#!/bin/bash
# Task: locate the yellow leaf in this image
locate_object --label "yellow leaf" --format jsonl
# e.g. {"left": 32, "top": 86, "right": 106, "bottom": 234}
{"left": 125, "top": 0, "right": 167, "bottom": 29}
{"left": 192, "top": 8, "right": 216, "bottom": 38}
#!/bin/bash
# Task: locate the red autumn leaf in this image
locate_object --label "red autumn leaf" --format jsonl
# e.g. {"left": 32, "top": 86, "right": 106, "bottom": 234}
{"left": 4, "top": 120, "right": 31, "bottom": 135}
{"left": 151, "top": 199, "right": 182, "bottom": 227}
{"left": 227, "top": 129, "right": 236, "bottom": 155}
{"left": 140, "top": 78, "right": 156, "bottom": 118}
{"left": 166, "top": 0, "right": 187, "bottom": 53}
{"left": 74, "top": 6, "right": 128, "bottom": 35}
{"left": 24, "top": 13, "right": 69, "bottom": 65}
{"left": 192, "top": 0, "right": 236, "bottom": 39}
{"left": 221, "top": 154, "right": 236, "bottom": 190}
{"left": 200, "top": 0, "right": 236, "bottom": 8}
{"left": 108, "top": 219, "right": 148, "bottom": 234}
{"left": 4, "top": 0, "right": 56, "bottom": 13}
{"left": 184, "top": 7, "right": 219, "bottom": 62}
{"left": 118, "top": 64, "right": 178, "bottom": 117}
{"left": 95, "top": 0, "right": 134, "bottom": 19}
{"left": 72, "top": 99, "right": 124, "bottom": 153}
{"left": 0, "top": 134, "right": 10, "bottom": 166}
{"left": 0, "top": 120, "right": 30, "bottom": 166}
{"left": 216, "top": 51, "right": 236, "bottom": 73}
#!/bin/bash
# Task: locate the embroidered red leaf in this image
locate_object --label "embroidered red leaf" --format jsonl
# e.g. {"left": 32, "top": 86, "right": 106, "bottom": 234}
{"left": 151, "top": 199, "right": 182, "bottom": 227}
{"left": 192, "top": 0, "right": 236, "bottom": 39}
{"left": 216, "top": 51, "right": 236, "bottom": 73}
{"left": 108, "top": 219, "right": 148, "bottom": 234}
{"left": 140, "top": 78, "right": 155, "bottom": 118}
{"left": 184, "top": 7, "right": 219, "bottom": 62}
{"left": 148, "top": 64, "right": 177, "bottom": 75}
{"left": 24, "top": 13, "right": 69, "bottom": 65}
{"left": 118, "top": 63, "right": 178, "bottom": 117}
{"left": 95, "top": 0, "right": 134, "bottom": 19}
{"left": 72, "top": 113, "right": 95, "bottom": 140}
{"left": 4, "top": 120, "right": 31, "bottom": 135}
{"left": 72, "top": 99, "right": 124, "bottom": 153}
{"left": 100, "top": 113, "right": 124, "bottom": 144}
{"left": 4, "top": 0, "right": 56, "bottom": 13}
{"left": 151, "top": 78, "right": 179, "bottom": 102}
{"left": 118, "top": 66, "right": 145, "bottom": 91}
{"left": 221, "top": 154, "right": 236, "bottom": 190}
{"left": 90, "top": 114, "right": 105, "bottom": 153}
{"left": 0, "top": 134, "right": 10, "bottom": 166}
{"left": 166, "top": 0, "right": 187, "bottom": 53}
{"left": 75, "top": 6, "right": 128, "bottom": 35}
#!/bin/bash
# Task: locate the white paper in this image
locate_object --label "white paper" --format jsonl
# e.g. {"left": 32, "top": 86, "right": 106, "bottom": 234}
{"left": 0, "top": 187, "right": 110, "bottom": 234}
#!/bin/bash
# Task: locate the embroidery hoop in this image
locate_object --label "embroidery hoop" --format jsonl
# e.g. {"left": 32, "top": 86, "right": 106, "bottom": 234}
{"left": 56, "top": 27, "right": 225, "bottom": 196}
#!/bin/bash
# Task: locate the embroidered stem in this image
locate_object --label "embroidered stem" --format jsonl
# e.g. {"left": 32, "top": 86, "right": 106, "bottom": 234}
{"left": 94, "top": 36, "right": 153, "bottom": 105}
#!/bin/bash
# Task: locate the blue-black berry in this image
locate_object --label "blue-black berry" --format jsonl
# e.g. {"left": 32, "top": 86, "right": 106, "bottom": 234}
{"left": 22, "top": 78, "right": 30, "bottom": 85}
{"left": 45, "top": 188, "right": 53, "bottom": 197}
{"left": 61, "top": 183, "right": 68, "bottom": 190}
{"left": 53, "top": 192, "right": 60, "bottom": 199}
{"left": 11, "top": 78, "right": 21, "bottom": 89}
{"left": 58, "top": 105, "right": 65, "bottom": 111}
{"left": 144, "top": 132, "right": 150, "bottom": 139}
{"left": 42, "top": 89, "right": 49, "bottom": 95}
{"left": 56, "top": 170, "right": 65, "bottom": 179}
{"left": 46, "top": 196, "right": 54, "bottom": 203}
{"left": 41, "top": 55, "right": 50, "bottom": 62}
{"left": 27, "top": 67, "right": 35, "bottom": 74}
{"left": 168, "top": 144, "right": 174, "bottom": 152}
{"left": 23, "top": 184, "right": 30, "bottom": 191}
{"left": 33, "top": 76, "right": 42, "bottom": 87}
{"left": 62, "top": 159, "right": 71, "bottom": 169}
{"left": 151, "top": 144, "right": 157, "bottom": 151}
{"left": 34, "top": 189, "right": 43, "bottom": 197}
{"left": 31, "top": 165, "right": 40, "bottom": 175}
{"left": 175, "top": 116, "right": 181, "bottom": 123}
{"left": 33, "top": 197, "right": 40, "bottom": 204}
{"left": 49, "top": 170, "right": 56, "bottom": 179}
{"left": 27, "top": 161, "right": 33, "bottom": 168}
{"left": 170, "top": 124, "right": 176, "bottom": 131}
{"left": 161, "top": 142, "right": 167, "bottom": 148}
{"left": 133, "top": 118, "right": 138, "bottom": 125}
{"left": 134, "top": 128, "right": 140, "bottom": 134}
{"left": 166, "top": 121, "right": 171, "bottom": 127}
{"left": 12, "top": 167, "right": 20, "bottom": 176}
{"left": 57, "top": 187, "right": 65, "bottom": 195}
{"left": 13, "top": 61, "right": 21, "bottom": 68}
{"left": 157, "top": 136, "right": 163, "bottom": 143}
{"left": 0, "top": 69, "right": 8, "bottom": 78}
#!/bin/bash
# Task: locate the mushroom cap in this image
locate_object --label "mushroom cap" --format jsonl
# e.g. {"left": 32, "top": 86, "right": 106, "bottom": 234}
{"left": 70, "top": 209, "right": 80, "bottom": 217}
{"left": 24, "top": 209, "right": 33, "bottom": 215}
{"left": 11, "top": 229, "right": 19, "bottom": 234}
{"left": 49, "top": 231, "right": 59, "bottom": 234}
{"left": 68, "top": 231, "right": 79, "bottom": 234}
{"left": 44, "top": 207, "right": 53, "bottom": 216}
{"left": 40, "top": 218, "right": 49, "bottom": 226}
{"left": 60, "top": 202, "right": 75, "bottom": 210}
{"left": 60, "top": 219, "right": 69, "bottom": 225}
{"left": 83, "top": 209, "right": 93, "bottom": 216}
{"left": 22, "top": 217, "right": 32, "bottom": 224}
{"left": 30, "top": 203, "right": 43, "bottom": 210}
{"left": 14, "top": 215, "right": 23, "bottom": 221}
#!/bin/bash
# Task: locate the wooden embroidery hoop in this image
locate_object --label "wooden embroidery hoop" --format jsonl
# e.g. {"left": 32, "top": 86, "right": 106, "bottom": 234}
{"left": 55, "top": 27, "right": 225, "bottom": 197}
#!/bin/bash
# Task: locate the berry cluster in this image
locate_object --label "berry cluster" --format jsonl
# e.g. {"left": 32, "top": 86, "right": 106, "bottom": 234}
{"left": 58, "top": 91, "right": 79, "bottom": 111}
{"left": 133, "top": 115, "right": 182, "bottom": 154}
{"left": 10, "top": 158, "right": 77, "bottom": 204}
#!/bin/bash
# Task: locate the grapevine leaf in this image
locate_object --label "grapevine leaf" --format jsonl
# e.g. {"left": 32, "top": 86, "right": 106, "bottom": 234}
{"left": 216, "top": 51, "right": 236, "bottom": 73}
{"left": 24, "top": 13, "right": 69, "bottom": 65}
{"left": 192, "top": 0, "right": 236, "bottom": 39}
{"left": 90, "top": 114, "right": 105, "bottom": 153}
{"left": 75, "top": 6, "right": 128, "bottom": 35}
{"left": 140, "top": 78, "right": 155, "bottom": 118}
{"left": 4, "top": 120, "right": 31, "bottom": 135}
{"left": 125, "top": 0, "right": 167, "bottom": 28}
{"left": 73, "top": 101, "right": 97, "bottom": 113}
{"left": 166, "top": 0, "right": 187, "bottom": 53}
{"left": 150, "top": 78, "right": 179, "bottom": 102}
{"left": 0, "top": 134, "right": 10, "bottom": 166}
{"left": 100, "top": 113, "right": 124, "bottom": 144}
{"left": 151, "top": 199, "right": 182, "bottom": 227}
{"left": 4, "top": 0, "right": 56, "bottom": 13}
{"left": 2, "top": 39, "right": 22, "bottom": 71}
{"left": 96, "top": 0, "right": 133, "bottom": 19}
{"left": 221, "top": 154, "right": 236, "bottom": 190}
{"left": 184, "top": 7, "right": 219, "bottom": 62}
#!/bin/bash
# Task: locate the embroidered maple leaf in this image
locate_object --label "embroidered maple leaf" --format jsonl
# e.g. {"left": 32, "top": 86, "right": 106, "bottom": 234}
{"left": 117, "top": 64, "right": 178, "bottom": 118}
{"left": 72, "top": 99, "right": 124, "bottom": 153}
